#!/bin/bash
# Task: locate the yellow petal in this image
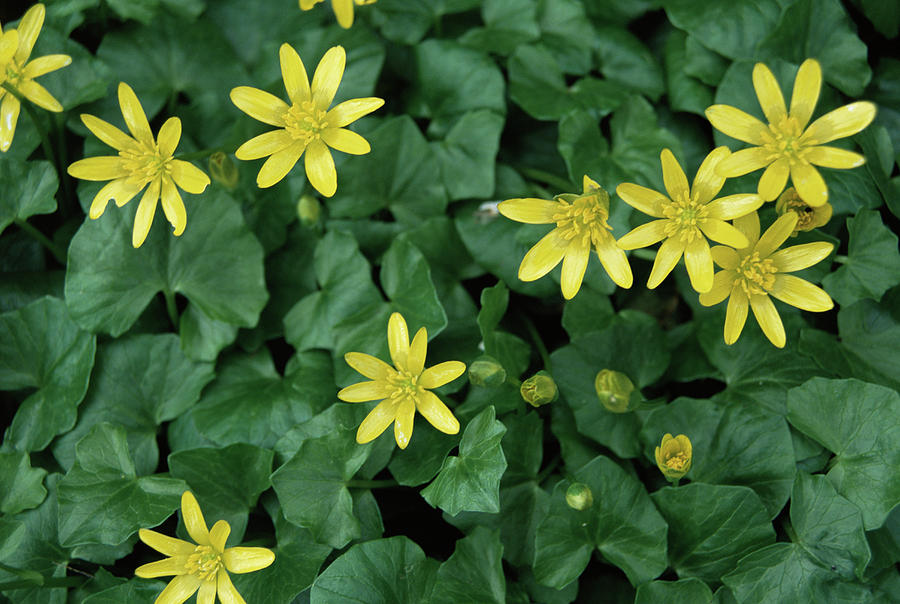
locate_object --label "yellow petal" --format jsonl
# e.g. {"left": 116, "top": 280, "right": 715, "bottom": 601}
{"left": 345, "top": 352, "right": 394, "bottom": 380}
{"left": 256, "top": 142, "right": 306, "bottom": 189}
{"left": 770, "top": 275, "right": 834, "bottom": 312}
{"left": 118, "top": 83, "right": 154, "bottom": 146}
{"left": 595, "top": 234, "right": 633, "bottom": 288}
{"left": 304, "top": 139, "right": 337, "bottom": 197}
{"left": 705, "top": 194, "right": 764, "bottom": 220}
{"left": 716, "top": 146, "right": 773, "bottom": 177}
{"left": 132, "top": 178, "right": 161, "bottom": 248}
{"left": 615, "top": 183, "right": 667, "bottom": 218}
{"left": 698, "top": 270, "right": 735, "bottom": 306}
{"left": 223, "top": 547, "right": 276, "bottom": 574}
{"left": 321, "top": 127, "right": 370, "bottom": 155}
{"left": 752, "top": 62, "right": 787, "bottom": 124}
{"left": 356, "top": 399, "right": 398, "bottom": 444}
{"left": 750, "top": 294, "right": 785, "bottom": 348}
{"left": 332, "top": 0, "right": 355, "bottom": 27}
{"left": 755, "top": 213, "right": 798, "bottom": 258}
{"left": 156, "top": 575, "right": 203, "bottom": 604}
{"left": 419, "top": 361, "right": 466, "bottom": 389}
{"left": 497, "top": 198, "right": 559, "bottom": 224}
{"left": 691, "top": 146, "right": 730, "bottom": 203}
{"left": 0, "top": 93, "right": 21, "bottom": 152}
{"left": 235, "top": 129, "right": 294, "bottom": 161}
{"left": 804, "top": 146, "right": 865, "bottom": 169}
{"left": 88, "top": 178, "right": 144, "bottom": 218}
{"left": 407, "top": 327, "right": 428, "bottom": 376}
{"left": 388, "top": 312, "right": 410, "bottom": 370}
{"left": 326, "top": 97, "right": 384, "bottom": 127}
{"left": 311, "top": 46, "right": 346, "bottom": 109}
{"left": 197, "top": 581, "right": 216, "bottom": 604}
{"left": 801, "top": 101, "right": 876, "bottom": 146}
{"left": 67, "top": 156, "right": 128, "bottom": 181}
{"left": 81, "top": 114, "right": 134, "bottom": 151}
{"left": 675, "top": 434, "right": 692, "bottom": 456}
{"left": 0, "top": 30, "right": 18, "bottom": 66}
{"left": 790, "top": 58, "right": 821, "bottom": 129}
{"left": 14, "top": 4, "right": 44, "bottom": 64}
{"left": 157, "top": 118, "right": 182, "bottom": 158}
{"left": 337, "top": 380, "right": 392, "bottom": 402}
{"left": 229, "top": 86, "right": 289, "bottom": 128}
{"left": 279, "top": 43, "right": 310, "bottom": 104}
{"left": 660, "top": 148, "right": 689, "bottom": 201}
{"left": 699, "top": 219, "right": 749, "bottom": 248}
{"left": 647, "top": 237, "right": 685, "bottom": 289}
{"left": 758, "top": 157, "right": 790, "bottom": 201}
{"left": 181, "top": 491, "right": 210, "bottom": 546}
{"left": 216, "top": 570, "right": 247, "bottom": 604}
{"left": 769, "top": 242, "right": 834, "bottom": 272}
{"left": 134, "top": 556, "right": 190, "bottom": 578}
{"left": 518, "top": 228, "right": 567, "bottom": 281}
{"left": 705, "top": 104, "right": 768, "bottom": 145}
{"left": 560, "top": 240, "right": 590, "bottom": 299}
{"left": 416, "top": 390, "right": 459, "bottom": 435}
{"left": 18, "top": 80, "right": 62, "bottom": 112}
{"left": 733, "top": 212, "right": 760, "bottom": 247}
{"left": 208, "top": 520, "right": 230, "bottom": 553}
{"left": 139, "top": 529, "right": 195, "bottom": 557}
{"left": 684, "top": 236, "right": 714, "bottom": 293}
{"left": 393, "top": 398, "right": 415, "bottom": 449}
{"left": 22, "top": 54, "right": 72, "bottom": 79}
{"left": 299, "top": 0, "right": 320, "bottom": 9}
{"left": 711, "top": 246, "right": 740, "bottom": 270}
{"left": 724, "top": 288, "right": 749, "bottom": 345}
{"left": 169, "top": 160, "right": 211, "bottom": 195}
{"left": 616, "top": 219, "right": 668, "bottom": 250}
{"left": 160, "top": 177, "right": 187, "bottom": 236}
{"left": 791, "top": 161, "right": 828, "bottom": 207}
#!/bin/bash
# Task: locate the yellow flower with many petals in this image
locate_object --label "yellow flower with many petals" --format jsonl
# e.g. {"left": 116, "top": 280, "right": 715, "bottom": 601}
{"left": 67, "top": 83, "right": 211, "bottom": 248}
{"left": 338, "top": 312, "right": 465, "bottom": 449}
{"left": 706, "top": 59, "right": 876, "bottom": 206}
{"left": 299, "top": 0, "right": 377, "bottom": 28}
{"left": 775, "top": 187, "right": 832, "bottom": 236}
{"left": 699, "top": 212, "right": 834, "bottom": 348}
{"left": 230, "top": 44, "right": 383, "bottom": 196}
{"left": 498, "top": 175, "right": 633, "bottom": 299}
{"left": 0, "top": 3, "right": 71, "bottom": 152}
{"left": 655, "top": 433, "right": 692, "bottom": 481}
{"left": 616, "top": 148, "right": 763, "bottom": 293}
{"left": 135, "top": 491, "right": 274, "bottom": 604}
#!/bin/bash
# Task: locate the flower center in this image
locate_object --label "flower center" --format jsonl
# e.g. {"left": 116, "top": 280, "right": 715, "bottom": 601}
{"left": 777, "top": 189, "right": 817, "bottom": 231}
{"left": 283, "top": 101, "right": 329, "bottom": 144}
{"left": 736, "top": 252, "right": 777, "bottom": 295}
{"left": 662, "top": 193, "right": 708, "bottom": 243}
{"left": 4, "top": 59, "right": 23, "bottom": 86}
{"left": 185, "top": 545, "right": 222, "bottom": 582}
{"left": 764, "top": 116, "right": 808, "bottom": 163}
{"left": 119, "top": 143, "right": 172, "bottom": 184}
{"left": 552, "top": 193, "right": 612, "bottom": 246}
{"left": 388, "top": 370, "right": 421, "bottom": 400}
{"left": 665, "top": 452, "right": 689, "bottom": 471}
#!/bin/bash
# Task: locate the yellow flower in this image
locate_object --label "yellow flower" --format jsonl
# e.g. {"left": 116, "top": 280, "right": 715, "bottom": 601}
{"left": 497, "top": 175, "right": 633, "bottom": 299}
{"left": 655, "top": 433, "right": 692, "bottom": 481}
{"left": 706, "top": 58, "right": 876, "bottom": 206}
{"left": 616, "top": 148, "right": 763, "bottom": 293}
{"left": 299, "top": 0, "right": 377, "bottom": 28}
{"left": 135, "top": 491, "right": 274, "bottom": 604}
{"left": 698, "top": 212, "right": 834, "bottom": 348}
{"left": 338, "top": 312, "right": 465, "bottom": 449}
{"left": 0, "top": 3, "right": 72, "bottom": 152}
{"left": 67, "top": 83, "right": 211, "bottom": 248}
{"left": 230, "top": 44, "right": 383, "bottom": 196}
{"left": 775, "top": 187, "right": 832, "bottom": 236}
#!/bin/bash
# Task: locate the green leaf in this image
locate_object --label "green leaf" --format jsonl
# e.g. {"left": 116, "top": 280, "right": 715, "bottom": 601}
{"left": 508, "top": 44, "right": 574, "bottom": 121}
{"left": 0, "top": 296, "right": 96, "bottom": 452}
{"left": 433, "top": 109, "right": 504, "bottom": 200}
{"left": 0, "top": 452, "right": 46, "bottom": 515}
{"left": 380, "top": 236, "right": 448, "bottom": 340}
{"left": 57, "top": 424, "right": 186, "bottom": 547}
{"left": 177, "top": 303, "right": 239, "bottom": 363}
{"left": 371, "top": 0, "right": 480, "bottom": 45}
{"left": 533, "top": 455, "right": 668, "bottom": 588}
{"left": 663, "top": 0, "right": 784, "bottom": 60}
{"left": 459, "top": 0, "right": 540, "bottom": 55}
{"left": 422, "top": 406, "right": 507, "bottom": 515}
{"left": 0, "top": 160, "right": 57, "bottom": 236}
{"left": 432, "top": 527, "right": 505, "bottom": 604}
{"left": 388, "top": 426, "right": 459, "bottom": 487}
{"left": 823, "top": 210, "right": 900, "bottom": 307}
{"left": 664, "top": 30, "right": 714, "bottom": 115}
{"left": 81, "top": 580, "right": 165, "bottom": 604}
{"left": 652, "top": 484, "right": 775, "bottom": 582}
{"left": 635, "top": 578, "right": 714, "bottom": 604}
{"left": 311, "top": 536, "right": 439, "bottom": 604}
{"left": 595, "top": 27, "right": 664, "bottom": 100}
{"left": 787, "top": 378, "right": 900, "bottom": 530}
{"left": 65, "top": 189, "right": 267, "bottom": 336}
{"left": 535, "top": 0, "right": 594, "bottom": 75}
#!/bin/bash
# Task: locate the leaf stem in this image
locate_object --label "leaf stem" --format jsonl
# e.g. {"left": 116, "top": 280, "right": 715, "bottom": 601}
{"left": 164, "top": 290, "right": 179, "bottom": 328}
{"left": 346, "top": 479, "right": 399, "bottom": 489}
{"left": 14, "top": 218, "right": 66, "bottom": 265}
{"left": 834, "top": 254, "right": 848, "bottom": 264}
{"left": 515, "top": 165, "right": 576, "bottom": 194}
{"left": 519, "top": 312, "right": 551, "bottom": 370}
{"left": 535, "top": 454, "right": 561, "bottom": 485}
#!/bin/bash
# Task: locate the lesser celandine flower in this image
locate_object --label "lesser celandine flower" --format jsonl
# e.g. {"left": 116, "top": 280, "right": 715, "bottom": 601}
{"left": 67, "top": 83, "right": 211, "bottom": 248}
{"left": 520, "top": 371, "right": 558, "bottom": 407}
{"left": 498, "top": 175, "right": 633, "bottom": 299}
{"left": 0, "top": 3, "right": 71, "bottom": 152}
{"left": 616, "top": 148, "right": 763, "bottom": 293}
{"left": 775, "top": 187, "right": 832, "bottom": 236}
{"left": 698, "top": 212, "right": 834, "bottom": 348}
{"left": 230, "top": 44, "right": 383, "bottom": 196}
{"left": 136, "top": 491, "right": 274, "bottom": 604}
{"left": 299, "top": 0, "right": 377, "bottom": 28}
{"left": 338, "top": 312, "right": 465, "bottom": 449}
{"left": 655, "top": 433, "right": 692, "bottom": 482}
{"left": 707, "top": 58, "right": 876, "bottom": 206}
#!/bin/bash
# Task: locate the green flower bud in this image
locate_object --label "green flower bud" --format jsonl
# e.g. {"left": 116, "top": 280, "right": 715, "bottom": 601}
{"left": 297, "top": 194, "right": 321, "bottom": 226}
{"left": 208, "top": 152, "right": 239, "bottom": 189}
{"left": 594, "top": 369, "right": 637, "bottom": 413}
{"left": 468, "top": 355, "right": 507, "bottom": 387}
{"left": 520, "top": 371, "right": 558, "bottom": 407}
{"left": 565, "top": 482, "right": 593, "bottom": 511}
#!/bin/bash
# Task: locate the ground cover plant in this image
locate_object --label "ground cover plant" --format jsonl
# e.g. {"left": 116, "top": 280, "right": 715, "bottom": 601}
{"left": 0, "top": 0, "right": 899, "bottom": 602}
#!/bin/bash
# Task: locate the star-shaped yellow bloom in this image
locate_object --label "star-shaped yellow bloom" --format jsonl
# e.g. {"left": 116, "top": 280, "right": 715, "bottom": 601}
{"left": 230, "top": 44, "right": 383, "bottom": 196}
{"left": 699, "top": 212, "right": 834, "bottom": 348}
{"left": 0, "top": 3, "right": 71, "bottom": 152}
{"left": 136, "top": 491, "right": 275, "bottom": 604}
{"left": 299, "top": 0, "right": 377, "bottom": 28}
{"left": 67, "top": 83, "right": 211, "bottom": 248}
{"left": 498, "top": 175, "right": 633, "bottom": 299}
{"left": 655, "top": 433, "right": 692, "bottom": 482}
{"left": 706, "top": 58, "right": 876, "bottom": 206}
{"left": 616, "top": 148, "right": 763, "bottom": 293}
{"left": 338, "top": 312, "right": 466, "bottom": 449}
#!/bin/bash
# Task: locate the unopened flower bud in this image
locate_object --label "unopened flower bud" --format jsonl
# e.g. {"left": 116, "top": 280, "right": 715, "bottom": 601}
{"left": 208, "top": 152, "right": 239, "bottom": 189}
{"left": 468, "top": 355, "right": 506, "bottom": 387}
{"left": 654, "top": 433, "right": 692, "bottom": 482}
{"left": 775, "top": 187, "right": 832, "bottom": 236}
{"left": 566, "top": 482, "right": 593, "bottom": 511}
{"left": 520, "top": 371, "right": 558, "bottom": 407}
{"left": 297, "top": 194, "right": 321, "bottom": 227}
{"left": 595, "top": 369, "right": 637, "bottom": 413}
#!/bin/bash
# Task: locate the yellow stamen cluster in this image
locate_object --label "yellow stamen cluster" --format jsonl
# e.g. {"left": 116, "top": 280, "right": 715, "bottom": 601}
{"left": 388, "top": 371, "right": 421, "bottom": 400}
{"left": 119, "top": 145, "right": 172, "bottom": 184}
{"left": 736, "top": 252, "right": 777, "bottom": 296}
{"left": 663, "top": 452, "right": 689, "bottom": 472}
{"left": 552, "top": 193, "right": 612, "bottom": 246}
{"left": 662, "top": 194, "right": 709, "bottom": 243}
{"left": 763, "top": 115, "right": 806, "bottom": 161}
{"left": 185, "top": 545, "right": 222, "bottom": 582}
{"left": 283, "top": 100, "right": 330, "bottom": 144}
